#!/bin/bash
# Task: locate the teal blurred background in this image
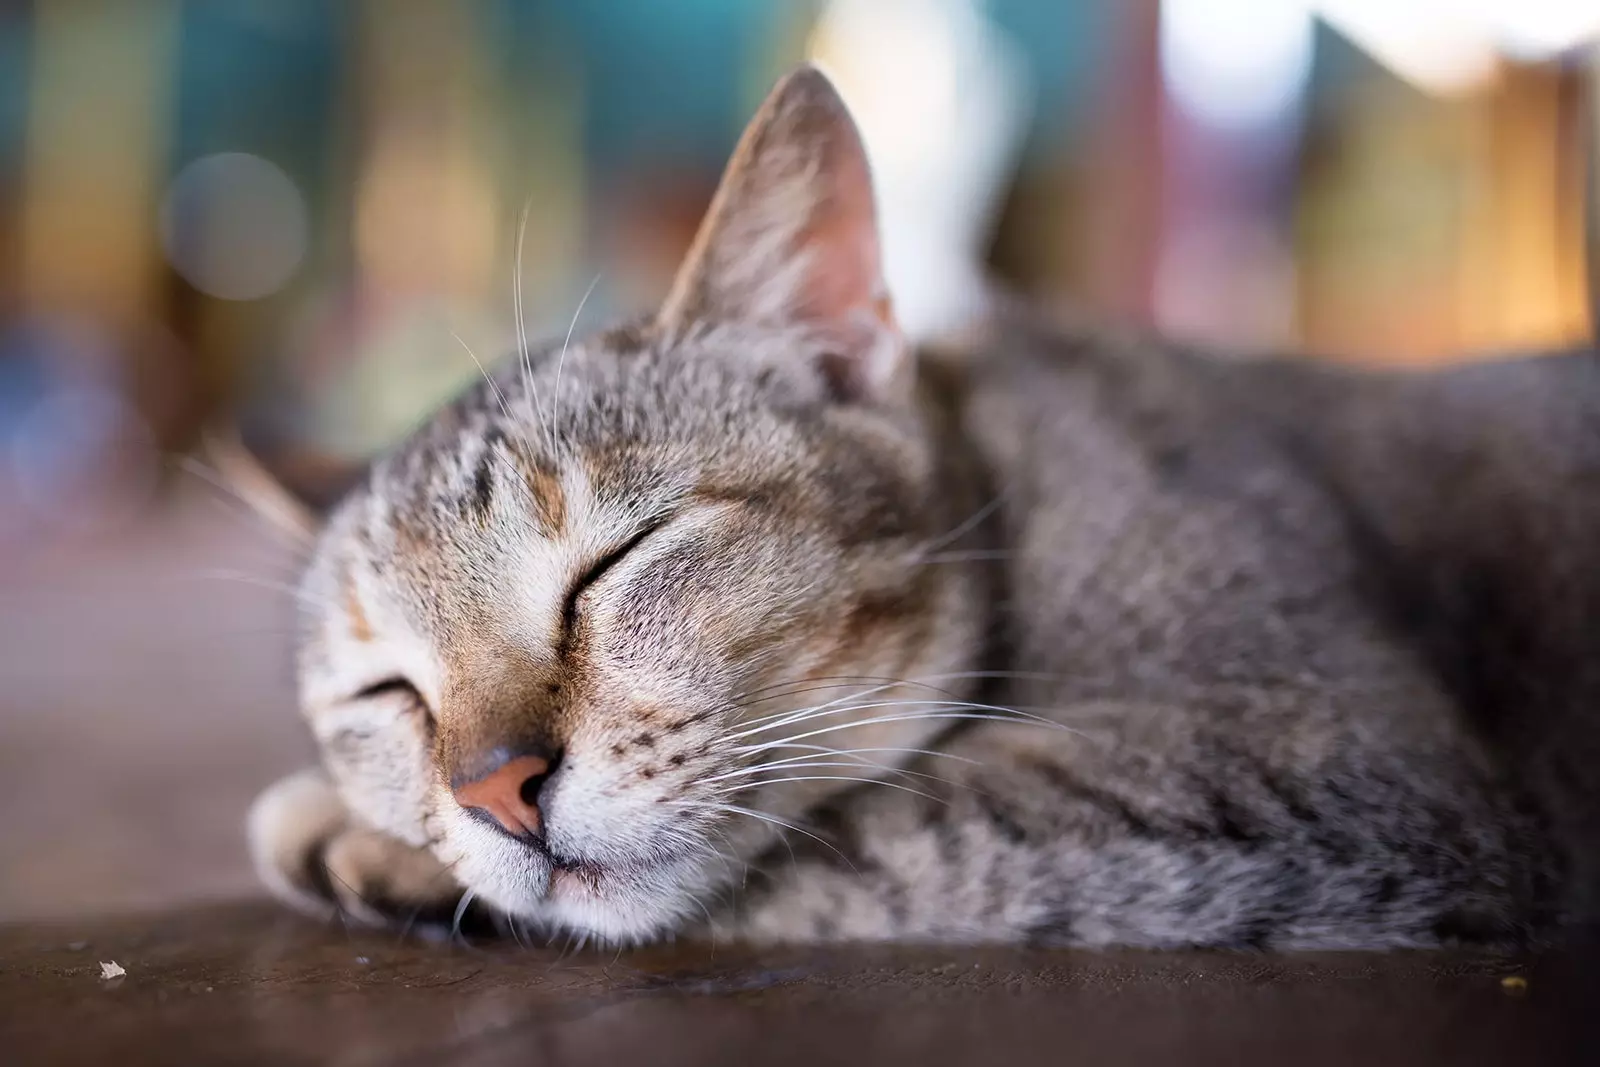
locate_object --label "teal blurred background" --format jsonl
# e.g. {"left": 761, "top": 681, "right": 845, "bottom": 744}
{"left": 0, "top": 0, "right": 1595, "bottom": 545}
{"left": 0, "top": 0, "right": 1597, "bottom": 921}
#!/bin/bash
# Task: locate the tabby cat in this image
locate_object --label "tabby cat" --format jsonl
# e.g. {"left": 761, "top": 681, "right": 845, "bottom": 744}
{"left": 248, "top": 66, "right": 1599, "bottom": 949}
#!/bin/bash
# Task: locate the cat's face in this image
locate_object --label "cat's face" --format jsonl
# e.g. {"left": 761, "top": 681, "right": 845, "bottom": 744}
{"left": 291, "top": 67, "right": 985, "bottom": 943}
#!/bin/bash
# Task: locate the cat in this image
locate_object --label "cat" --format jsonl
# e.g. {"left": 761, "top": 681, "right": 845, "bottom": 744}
{"left": 246, "top": 64, "right": 1599, "bottom": 949}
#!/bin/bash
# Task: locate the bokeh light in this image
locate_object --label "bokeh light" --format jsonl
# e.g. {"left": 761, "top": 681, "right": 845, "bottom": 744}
{"left": 159, "top": 152, "right": 309, "bottom": 301}
{"left": 1161, "top": 0, "right": 1314, "bottom": 130}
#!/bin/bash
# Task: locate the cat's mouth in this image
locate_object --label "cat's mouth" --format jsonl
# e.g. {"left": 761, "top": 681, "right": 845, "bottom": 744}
{"left": 547, "top": 846, "right": 592, "bottom": 876}
{"left": 465, "top": 825, "right": 712, "bottom": 941}
{"left": 509, "top": 831, "right": 588, "bottom": 871}
{"left": 550, "top": 852, "right": 585, "bottom": 872}
{"left": 539, "top": 842, "right": 677, "bottom": 902}
{"left": 548, "top": 860, "right": 606, "bottom": 896}
{"left": 534, "top": 840, "right": 611, "bottom": 893}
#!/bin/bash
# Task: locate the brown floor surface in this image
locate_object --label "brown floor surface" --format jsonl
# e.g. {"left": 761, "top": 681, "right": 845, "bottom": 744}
{"left": 1, "top": 491, "right": 309, "bottom": 920}
{"left": 1, "top": 492, "right": 1594, "bottom": 1064}
{"left": 1, "top": 902, "right": 1590, "bottom": 1066}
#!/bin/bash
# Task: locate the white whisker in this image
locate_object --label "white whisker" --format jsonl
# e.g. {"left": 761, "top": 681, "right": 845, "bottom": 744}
{"left": 914, "top": 490, "right": 1008, "bottom": 555}
{"left": 175, "top": 456, "right": 316, "bottom": 551}
{"left": 550, "top": 271, "right": 602, "bottom": 456}
{"left": 512, "top": 197, "right": 546, "bottom": 452}
{"left": 706, "top": 748, "right": 975, "bottom": 790}
{"left": 181, "top": 568, "right": 336, "bottom": 613}
{"left": 709, "top": 774, "right": 944, "bottom": 803}
{"left": 914, "top": 550, "right": 1018, "bottom": 565}
{"left": 450, "top": 888, "right": 478, "bottom": 944}
{"left": 727, "top": 744, "right": 978, "bottom": 768}
{"left": 709, "top": 759, "right": 922, "bottom": 783}
{"left": 739, "top": 709, "right": 1077, "bottom": 754}
{"left": 668, "top": 801, "right": 853, "bottom": 872}
{"left": 449, "top": 329, "right": 511, "bottom": 422}
{"left": 733, "top": 669, "right": 1074, "bottom": 710}
{"left": 731, "top": 696, "right": 1065, "bottom": 742}
{"left": 733, "top": 676, "right": 967, "bottom": 732}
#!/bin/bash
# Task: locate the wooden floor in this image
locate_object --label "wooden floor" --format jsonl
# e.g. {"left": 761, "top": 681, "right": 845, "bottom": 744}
{"left": 0, "top": 492, "right": 1594, "bottom": 1065}
{"left": 0, "top": 491, "right": 310, "bottom": 920}
{"left": 2, "top": 902, "right": 1591, "bottom": 1066}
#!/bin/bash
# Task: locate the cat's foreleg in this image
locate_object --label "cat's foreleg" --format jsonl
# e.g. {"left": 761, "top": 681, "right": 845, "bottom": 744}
{"left": 248, "top": 768, "right": 467, "bottom": 929}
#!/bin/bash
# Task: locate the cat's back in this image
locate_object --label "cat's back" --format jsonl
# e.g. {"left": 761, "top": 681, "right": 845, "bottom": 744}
{"left": 936, "top": 311, "right": 1597, "bottom": 925}
{"left": 941, "top": 312, "right": 1600, "bottom": 715}
{"left": 941, "top": 312, "right": 1423, "bottom": 709}
{"left": 1235, "top": 341, "right": 1600, "bottom": 922}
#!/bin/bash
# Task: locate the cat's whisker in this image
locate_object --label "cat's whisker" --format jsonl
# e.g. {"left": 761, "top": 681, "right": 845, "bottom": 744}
{"left": 180, "top": 568, "right": 337, "bottom": 613}
{"left": 450, "top": 888, "right": 479, "bottom": 946}
{"left": 710, "top": 761, "right": 968, "bottom": 797}
{"left": 727, "top": 671, "right": 1078, "bottom": 739}
{"left": 727, "top": 742, "right": 975, "bottom": 767}
{"left": 729, "top": 742, "right": 982, "bottom": 777}
{"left": 449, "top": 329, "right": 512, "bottom": 423}
{"left": 708, "top": 759, "right": 909, "bottom": 783}
{"left": 912, "top": 488, "right": 1009, "bottom": 556}
{"left": 912, "top": 549, "right": 1019, "bottom": 565}
{"left": 738, "top": 708, "right": 1078, "bottom": 755}
{"left": 174, "top": 454, "right": 319, "bottom": 551}
{"left": 728, "top": 667, "right": 1070, "bottom": 730}
{"left": 318, "top": 862, "right": 412, "bottom": 936}
{"left": 691, "top": 893, "right": 717, "bottom": 937}
{"left": 511, "top": 196, "right": 547, "bottom": 454}
{"left": 738, "top": 707, "right": 1050, "bottom": 748}
{"left": 732, "top": 668, "right": 1076, "bottom": 709}
{"left": 506, "top": 913, "right": 530, "bottom": 951}
{"left": 550, "top": 271, "right": 602, "bottom": 455}
{"left": 731, "top": 677, "right": 949, "bottom": 720}
{"left": 731, "top": 676, "right": 972, "bottom": 732}
{"left": 708, "top": 774, "right": 945, "bottom": 804}
{"left": 707, "top": 746, "right": 974, "bottom": 786}
{"left": 174, "top": 456, "right": 318, "bottom": 552}
{"left": 730, "top": 696, "right": 1066, "bottom": 742}
{"left": 667, "top": 800, "right": 852, "bottom": 872}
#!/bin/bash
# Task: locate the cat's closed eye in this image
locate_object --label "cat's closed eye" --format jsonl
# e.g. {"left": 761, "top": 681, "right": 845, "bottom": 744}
{"left": 351, "top": 678, "right": 422, "bottom": 704}
{"left": 560, "top": 520, "right": 667, "bottom": 639}
{"left": 346, "top": 678, "right": 434, "bottom": 735}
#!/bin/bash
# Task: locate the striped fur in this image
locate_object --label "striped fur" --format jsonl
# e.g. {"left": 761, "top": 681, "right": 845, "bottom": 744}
{"left": 248, "top": 67, "right": 1594, "bottom": 949}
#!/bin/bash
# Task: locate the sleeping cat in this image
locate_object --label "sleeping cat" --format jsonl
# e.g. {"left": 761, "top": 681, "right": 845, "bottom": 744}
{"left": 247, "top": 65, "right": 1599, "bottom": 949}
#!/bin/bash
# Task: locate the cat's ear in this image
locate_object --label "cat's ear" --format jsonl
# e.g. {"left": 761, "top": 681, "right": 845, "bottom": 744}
{"left": 197, "top": 426, "right": 326, "bottom": 545}
{"left": 657, "top": 64, "right": 907, "bottom": 403}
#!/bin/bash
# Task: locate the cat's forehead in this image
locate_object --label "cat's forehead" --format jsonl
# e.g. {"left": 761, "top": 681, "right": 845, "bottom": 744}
{"left": 375, "top": 321, "right": 854, "bottom": 523}
{"left": 302, "top": 320, "right": 919, "bottom": 649}
{"left": 318, "top": 346, "right": 771, "bottom": 583}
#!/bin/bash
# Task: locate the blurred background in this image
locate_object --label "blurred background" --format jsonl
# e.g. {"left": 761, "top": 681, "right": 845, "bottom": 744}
{"left": 0, "top": 0, "right": 1597, "bottom": 920}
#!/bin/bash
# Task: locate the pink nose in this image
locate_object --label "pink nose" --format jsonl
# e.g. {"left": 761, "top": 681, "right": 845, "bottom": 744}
{"left": 451, "top": 754, "right": 552, "bottom": 839}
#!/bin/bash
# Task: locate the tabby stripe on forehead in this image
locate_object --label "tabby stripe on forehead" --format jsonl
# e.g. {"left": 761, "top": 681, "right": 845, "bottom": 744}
{"left": 468, "top": 428, "right": 505, "bottom": 518}
{"left": 343, "top": 571, "right": 373, "bottom": 643}
{"left": 519, "top": 455, "right": 567, "bottom": 536}
{"left": 465, "top": 432, "right": 566, "bottom": 536}
{"left": 470, "top": 450, "right": 497, "bottom": 517}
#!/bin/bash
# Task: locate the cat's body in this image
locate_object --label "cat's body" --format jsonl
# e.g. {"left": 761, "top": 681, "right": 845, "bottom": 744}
{"left": 248, "top": 67, "right": 1596, "bottom": 949}
{"left": 715, "top": 317, "right": 1598, "bottom": 947}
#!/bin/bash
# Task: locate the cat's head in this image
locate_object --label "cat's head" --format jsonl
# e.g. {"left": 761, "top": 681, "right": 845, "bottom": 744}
{"left": 291, "top": 66, "right": 987, "bottom": 942}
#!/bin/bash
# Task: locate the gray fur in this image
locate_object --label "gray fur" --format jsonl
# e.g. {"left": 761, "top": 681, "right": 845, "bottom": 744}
{"left": 247, "top": 67, "right": 1595, "bottom": 950}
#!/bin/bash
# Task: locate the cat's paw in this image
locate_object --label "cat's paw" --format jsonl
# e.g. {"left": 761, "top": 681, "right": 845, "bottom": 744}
{"left": 247, "top": 768, "right": 463, "bottom": 928}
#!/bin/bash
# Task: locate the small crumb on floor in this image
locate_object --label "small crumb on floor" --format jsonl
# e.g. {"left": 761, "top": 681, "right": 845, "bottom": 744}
{"left": 1500, "top": 975, "right": 1527, "bottom": 996}
{"left": 99, "top": 961, "right": 125, "bottom": 980}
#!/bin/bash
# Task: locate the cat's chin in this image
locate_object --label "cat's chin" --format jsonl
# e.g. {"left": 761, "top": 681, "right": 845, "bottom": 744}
{"left": 470, "top": 849, "right": 715, "bottom": 947}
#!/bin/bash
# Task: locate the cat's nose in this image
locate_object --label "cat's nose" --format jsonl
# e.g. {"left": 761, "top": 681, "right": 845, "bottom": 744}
{"left": 451, "top": 749, "right": 557, "bottom": 840}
